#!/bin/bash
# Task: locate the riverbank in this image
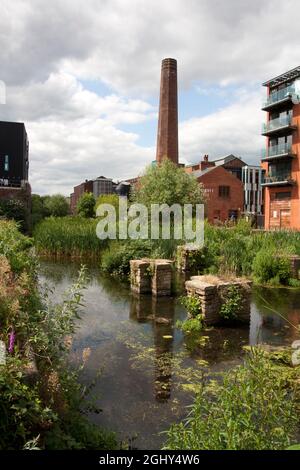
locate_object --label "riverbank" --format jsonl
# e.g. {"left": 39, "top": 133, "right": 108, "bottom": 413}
{"left": 0, "top": 220, "right": 117, "bottom": 450}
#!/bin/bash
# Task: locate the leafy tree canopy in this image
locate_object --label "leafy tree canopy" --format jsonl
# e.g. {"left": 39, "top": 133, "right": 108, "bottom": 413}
{"left": 132, "top": 159, "right": 204, "bottom": 207}
{"left": 77, "top": 192, "right": 96, "bottom": 218}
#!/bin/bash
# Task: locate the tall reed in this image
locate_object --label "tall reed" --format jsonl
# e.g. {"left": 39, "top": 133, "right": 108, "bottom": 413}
{"left": 34, "top": 216, "right": 106, "bottom": 258}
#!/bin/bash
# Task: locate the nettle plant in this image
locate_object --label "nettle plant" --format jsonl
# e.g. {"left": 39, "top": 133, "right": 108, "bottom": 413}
{"left": 219, "top": 285, "right": 242, "bottom": 321}
{"left": 178, "top": 294, "right": 205, "bottom": 333}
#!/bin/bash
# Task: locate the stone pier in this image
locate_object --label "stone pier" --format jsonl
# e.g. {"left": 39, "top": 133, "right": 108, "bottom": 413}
{"left": 130, "top": 259, "right": 174, "bottom": 296}
{"left": 185, "top": 275, "right": 252, "bottom": 325}
{"left": 176, "top": 245, "right": 206, "bottom": 272}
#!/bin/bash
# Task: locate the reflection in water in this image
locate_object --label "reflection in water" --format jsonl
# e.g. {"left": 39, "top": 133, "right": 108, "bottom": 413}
{"left": 38, "top": 260, "right": 300, "bottom": 449}
{"left": 130, "top": 295, "right": 175, "bottom": 402}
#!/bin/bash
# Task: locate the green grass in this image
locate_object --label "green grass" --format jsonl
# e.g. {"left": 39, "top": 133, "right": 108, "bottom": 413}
{"left": 34, "top": 216, "right": 107, "bottom": 258}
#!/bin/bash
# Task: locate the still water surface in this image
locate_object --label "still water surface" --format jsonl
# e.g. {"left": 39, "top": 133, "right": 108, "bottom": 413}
{"left": 38, "top": 260, "right": 300, "bottom": 449}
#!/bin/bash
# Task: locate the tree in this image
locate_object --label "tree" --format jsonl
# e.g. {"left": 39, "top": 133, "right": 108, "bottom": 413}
{"left": 77, "top": 192, "right": 96, "bottom": 218}
{"left": 132, "top": 158, "right": 204, "bottom": 207}
{"left": 0, "top": 199, "right": 29, "bottom": 232}
{"left": 96, "top": 194, "right": 120, "bottom": 217}
{"left": 44, "top": 194, "right": 69, "bottom": 217}
{"left": 31, "top": 194, "right": 50, "bottom": 226}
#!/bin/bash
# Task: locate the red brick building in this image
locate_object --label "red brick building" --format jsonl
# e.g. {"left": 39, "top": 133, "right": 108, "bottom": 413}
{"left": 192, "top": 163, "right": 244, "bottom": 224}
{"left": 70, "top": 179, "right": 93, "bottom": 214}
{"left": 261, "top": 66, "right": 300, "bottom": 229}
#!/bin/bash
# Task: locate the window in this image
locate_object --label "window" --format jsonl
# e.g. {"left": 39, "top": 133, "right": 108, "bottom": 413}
{"left": 4, "top": 155, "right": 9, "bottom": 172}
{"left": 219, "top": 186, "right": 230, "bottom": 198}
{"left": 275, "top": 191, "right": 291, "bottom": 200}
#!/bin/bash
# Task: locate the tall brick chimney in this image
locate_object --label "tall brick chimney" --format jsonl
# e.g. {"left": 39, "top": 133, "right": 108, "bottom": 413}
{"left": 156, "top": 58, "right": 178, "bottom": 165}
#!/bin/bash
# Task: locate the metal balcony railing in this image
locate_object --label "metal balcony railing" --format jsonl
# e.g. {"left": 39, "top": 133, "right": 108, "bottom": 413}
{"left": 261, "top": 143, "right": 294, "bottom": 160}
{"left": 263, "top": 85, "right": 295, "bottom": 108}
{"left": 262, "top": 115, "right": 294, "bottom": 134}
{"left": 262, "top": 172, "right": 294, "bottom": 185}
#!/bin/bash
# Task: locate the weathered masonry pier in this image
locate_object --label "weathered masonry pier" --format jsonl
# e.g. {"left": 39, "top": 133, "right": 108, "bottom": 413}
{"left": 185, "top": 275, "right": 252, "bottom": 325}
{"left": 130, "top": 259, "right": 174, "bottom": 296}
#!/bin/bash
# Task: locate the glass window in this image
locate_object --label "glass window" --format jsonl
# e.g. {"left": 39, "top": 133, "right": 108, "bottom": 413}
{"left": 219, "top": 186, "right": 230, "bottom": 198}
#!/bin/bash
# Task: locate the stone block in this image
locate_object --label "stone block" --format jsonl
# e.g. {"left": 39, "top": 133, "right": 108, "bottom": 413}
{"left": 184, "top": 275, "right": 252, "bottom": 325}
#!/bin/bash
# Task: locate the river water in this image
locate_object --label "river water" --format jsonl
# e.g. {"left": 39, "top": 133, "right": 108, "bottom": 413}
{"left": 38, "top": 260, "right": 300, "bottom": 450}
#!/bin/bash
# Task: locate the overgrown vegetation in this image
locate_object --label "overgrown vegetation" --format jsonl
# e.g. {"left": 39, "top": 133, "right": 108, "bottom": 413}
{"left": 0, "top": 198, "right": 29, "bottom": 232}
{"left": 177, "top": 295, "right": 204, "bottom": 333}
{"left": 31, "top": 194, "right": 69, "bottom": 227}
{"left": 0, "top": 220, "right": 117, "bottom": 450}
{"left": 76, "top": 192, "right": 96, "bottom": 218}
{"left": 189, "top": 220, "right": 300, "bottom": 287}
{"left": 164, "top": 348, "right": 299, "bottom": 450}
{"left": 34, "top": 216, "right": 106, "bottom": 258}
{"left": 219, "top": 285, "right": 243, "bottom": 320}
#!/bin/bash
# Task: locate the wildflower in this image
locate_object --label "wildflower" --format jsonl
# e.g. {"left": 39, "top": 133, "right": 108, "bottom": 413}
{"left": 8, "top": 329, "right": 15, "bottom": 354}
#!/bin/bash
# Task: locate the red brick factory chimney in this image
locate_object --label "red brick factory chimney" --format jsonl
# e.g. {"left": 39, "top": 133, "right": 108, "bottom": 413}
{"left": 156, "top": 58, "right": 179, "bottom": 165}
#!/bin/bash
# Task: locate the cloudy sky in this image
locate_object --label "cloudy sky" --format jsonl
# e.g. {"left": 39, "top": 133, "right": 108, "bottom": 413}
{"left": 1, "top": 0, "right": 300, "bottom": 195}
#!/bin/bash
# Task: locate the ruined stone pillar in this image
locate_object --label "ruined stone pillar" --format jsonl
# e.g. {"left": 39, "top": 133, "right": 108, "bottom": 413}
{"left": 156, "top": 58, "right": 179, "bottom": 165}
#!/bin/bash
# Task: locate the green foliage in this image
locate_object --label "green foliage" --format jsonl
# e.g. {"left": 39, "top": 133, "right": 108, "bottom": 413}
{"left": 0, "top": 220, "right": 34, "bottom": 274}
{"left": 0, "top": 359, "right": 55, "bottom": 450}
{"left": 31, "top": 194, "right": 51, "bottom": 226}
{"left": 194, "top": 221, "right": 300, "bottom": 286}
{"left": 164, "top": 348, "right": 298, "bottom": 450}
{"left": 34, "top": 216, "right": 106, "bottom": 257}
{"left": 286, "top": 444, "right": 300, "bottom": 450}
{"left": 77, "top": 192, "right": 96, "bottom": 218}
{"left": 252, "top": 249, "right": 291, "bottom": 285}
{"left": 101, "top": 239, "right": 153, "bottom": 276}
{"left": 176, "top": 315, "right": 204, "bottom": 333}
{"left": 132, "top": 159, "right": 204, "bottom": 207}
{"left": 177, "top": 295, "right": 204, "bottom": 333}
{"left": 44, "top": 194, "right": 69, "bottom": 217}
{"left": 179, "top": 295, "right": 202, "bottom": 318}
{"left": 219, "top": 285, "right": 243, "bottom": 321}
{"left": 100, "top": 238, "right": 181, "bottom": 277}
{"left": 0, "top": 198, "right": 29, "bottom": 232}
{"left": 0, "top": 221, "right": 117, "bottom": 449}
{"left": 96, "top": 194, "right": 120, "bottom": 216}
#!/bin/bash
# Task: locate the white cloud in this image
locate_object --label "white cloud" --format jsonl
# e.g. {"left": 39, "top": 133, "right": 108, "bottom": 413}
{"left": 180, "top": 92, "right": 264, "bottom": 165}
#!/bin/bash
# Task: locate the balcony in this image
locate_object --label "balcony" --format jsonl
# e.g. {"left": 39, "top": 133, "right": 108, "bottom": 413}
{"left": 262, "top": 85, "right": 295, "bottom": 111}
{"left": 261, "top": 143, "right": 296, "bottom": 162}
{"left": 262, "top": 115, "right": 296, "bottom": 137}
{"left": 261, "top": 172, "right": 296, "bottom": 187}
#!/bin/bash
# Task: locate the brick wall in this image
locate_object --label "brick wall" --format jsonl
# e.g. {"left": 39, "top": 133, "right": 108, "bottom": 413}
{"left": 197, "top": 166, "right": 244, "bottom": 223}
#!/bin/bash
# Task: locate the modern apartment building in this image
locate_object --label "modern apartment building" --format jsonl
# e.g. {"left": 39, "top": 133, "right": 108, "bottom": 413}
{"left": 0, "top": 121, "right": 29, "bottom": 187}
{"left": 242, "top": 166, "right": 264, "bottom": 216}
{"left": 70, "top": 176, "right": 117, "bottom": 214}
{"left": 0, "top": 121, "right": 31, "bottom": 211}
{"left": 261, "top": 66, "right": 300, "bottom": 229}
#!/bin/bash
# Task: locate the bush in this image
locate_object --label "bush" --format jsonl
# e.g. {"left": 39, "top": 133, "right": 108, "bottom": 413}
{"left": 101, "top": 239, "right": 153, "bottom": 276}
{"left": 252, "top": 249, "right": 291, "bottom": 285}
{"left": 0, "top": 199, "right": 29, "bottom": 232}
{"left": 219, "top": 285, "right": 243, "bottom": 321}
{"left": 77, "top": 192, "right": 96, "bottom": 218}
{"left": 44, "top": 194, "right": 69, "bottom": 217}
{"left": 164, "top": 348, "right": 298, "bottom": 450}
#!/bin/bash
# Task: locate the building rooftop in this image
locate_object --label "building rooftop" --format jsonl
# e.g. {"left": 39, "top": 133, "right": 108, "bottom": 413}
{"left": 212, "top": 154, "right": 246, "bottom": 166}
{"left": 191, "top": 166, "right": 217, "bottom": 178}
{"left": 263, "top": 66, "right": 300, "bottom": 88}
